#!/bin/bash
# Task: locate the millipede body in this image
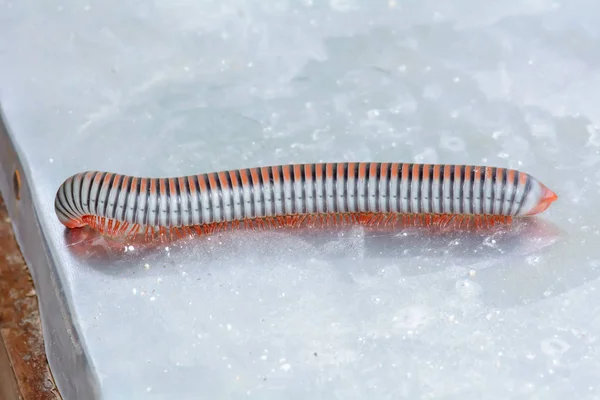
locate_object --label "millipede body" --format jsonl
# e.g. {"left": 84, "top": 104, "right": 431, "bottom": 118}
{"left": 54, "top": 162, "right": 558, "bottom": 241}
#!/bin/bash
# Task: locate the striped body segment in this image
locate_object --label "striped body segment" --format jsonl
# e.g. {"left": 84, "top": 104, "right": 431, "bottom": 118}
{"left": 54, "top": 162, "right": 557, "bottom": 240}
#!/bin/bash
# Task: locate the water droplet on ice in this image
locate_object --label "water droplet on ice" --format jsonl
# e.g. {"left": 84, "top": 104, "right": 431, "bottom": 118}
{"left": 540, "top": 337, "right": 570, "bottom": 356}
{"left": 440, "top": 135, "right": 466, "bottom": 152}
{"left": 367, "top": 109, "right": 380, "bottom": 118}
{"left": 280, "top": 363, "right": 291, "bottom": 372}
{"left": 456, "top": 279, "right": 483, "bottom": 299}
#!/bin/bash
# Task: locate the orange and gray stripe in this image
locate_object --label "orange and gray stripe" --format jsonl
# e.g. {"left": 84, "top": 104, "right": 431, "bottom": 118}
{"left": 54, "top": 162, "right": 557, "bottom": 233}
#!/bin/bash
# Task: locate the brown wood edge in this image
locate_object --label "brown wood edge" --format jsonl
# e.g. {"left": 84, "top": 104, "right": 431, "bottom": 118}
{"left": 0, "top": 334, "right": 20, "bottom": 400}
{"left": 0, "top": 193, "right": 61, "bottom": 400}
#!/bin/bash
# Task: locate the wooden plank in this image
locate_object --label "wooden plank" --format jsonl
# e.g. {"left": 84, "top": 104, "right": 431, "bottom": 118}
{"left": 0, "top": 334, "right": 20, "bottom": 400}
{"left": 0, "top": 194, "right": 60, "bottom": 399}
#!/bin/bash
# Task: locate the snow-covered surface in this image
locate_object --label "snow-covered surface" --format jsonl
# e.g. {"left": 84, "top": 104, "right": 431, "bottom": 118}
{"left": 1, "top": 0, "right": 600, "bottom": 398}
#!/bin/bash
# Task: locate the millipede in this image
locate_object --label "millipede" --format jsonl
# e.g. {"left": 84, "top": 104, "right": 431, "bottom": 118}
{"left": 54, "top": 162, "right": 558, "bottom": 243}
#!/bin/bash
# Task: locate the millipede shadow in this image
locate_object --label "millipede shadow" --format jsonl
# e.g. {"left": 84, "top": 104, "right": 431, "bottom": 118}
{"left": 59, "top": 215, "right": 583, "bottom": 310}
{"left": 62, "top": 216, "right": 563, "bottom": 274}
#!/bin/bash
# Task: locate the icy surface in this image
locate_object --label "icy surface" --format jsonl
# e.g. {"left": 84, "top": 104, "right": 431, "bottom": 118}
{"left": 2, "top": 0, "right": 600, "bottom": 398}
